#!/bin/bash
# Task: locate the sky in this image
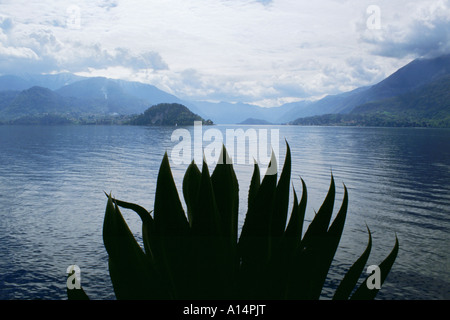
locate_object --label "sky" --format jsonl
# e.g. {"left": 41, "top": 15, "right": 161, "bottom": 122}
{"left": 0, "top": 0, "right": 449, "bottom": 107}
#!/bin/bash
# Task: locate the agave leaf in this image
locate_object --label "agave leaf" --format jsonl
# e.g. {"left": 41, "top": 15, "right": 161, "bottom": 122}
{"left": 305, "top": 184, "right": 349, "bottom": 299}
{"left": 333, "top": 226, "right": 372, "bottom": 300}
{"left": 191, "top": 156, "right": 221, "bottom": 237}
{"left": 103, "top": 195, "right": 167, "bottom": 299}
{"left": 104, "top": 192, "right": 155, "bottom": 260}
{"left": 210, "top": 146, "right": 240, "bottom": 293}
{"left": 286, "top": 177, "right": 343, "bottom": 299}
{"left": 190, "top": 156, "right": 230, "bottom": 298}
{"left": 239, "top": 150, "right": 277, "bottom": 263}
{"left": 282, "top": 187, "right": 299, "bottom": 251}
{"left": 350, "top": 235, "right": 399, "bottom": 300}
{"left": 284, "top": 181, "right": 306, "bottom": 284}
{"left": 211, "top": 145, "right": 239, "bottom": 246}
{"left": 154, "top": 152, "right": 190, "bottom": 235}
{"left": 153, "top": 152, "right": 190, "bottom": 298}
{"left": 182, "top": 160, "right": 201, "bottom": 227}
{"left": 284, "top": 178, "right": 307, "bottom": 252}
{"left": 301, "top": 174, "right": 336, "bottom": 245}
{"left": 263, "top": 184, "right": 300, "bottom": 299}
{"left": 238, "top": 151, "right": 277, "bottom": 298}
{"left": 273, "top": 179, "right": 307, "bottom": 297}
{"left": 247, "top": 159, "right": 261, "bottom": 214}
{"left": 271, "top": 141, "right": 291, "bottom": 238}
{"left": 322, "top": 184, "right": 349, "bottom": 263}
{"left": 307, "top": 184, "right": 348, "bottom": 299}
{"left": 66, "top": 287, "right": 89, "bottom": 300}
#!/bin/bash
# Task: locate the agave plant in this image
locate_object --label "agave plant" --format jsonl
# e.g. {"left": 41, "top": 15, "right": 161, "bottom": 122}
{"left": 68, "top": 142, "right": 398, "bottom": 300}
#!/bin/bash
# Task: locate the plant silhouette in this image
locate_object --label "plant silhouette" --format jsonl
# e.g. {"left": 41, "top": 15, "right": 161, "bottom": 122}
{"left": 67, "top": 142, "right": 398, "bottom": 300}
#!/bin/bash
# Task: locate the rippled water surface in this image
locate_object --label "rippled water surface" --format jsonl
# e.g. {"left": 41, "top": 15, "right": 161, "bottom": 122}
{"left": 0, "top": 125, "right": 449, "bottom": 300}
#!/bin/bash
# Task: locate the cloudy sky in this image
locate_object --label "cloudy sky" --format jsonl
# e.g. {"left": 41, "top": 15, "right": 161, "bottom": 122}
{"left": 0, "top": 0, "right": 449, "bottom": 106}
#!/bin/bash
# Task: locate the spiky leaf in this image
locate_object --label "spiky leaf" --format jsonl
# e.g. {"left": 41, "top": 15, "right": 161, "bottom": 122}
{"left": 238, "top": 151, "right": 277, "bottom": 298}
{"left": 211, "top": 145, "right": 239, "bottom": 246}
{"left": 286, "top": 177, "right": 344, "bottom": 299}
{"left": 188, "top": 157, "right": 231, "bottom": 299}
{"left": 153, "top": 152, "right": 190, "bottom": 298}
{"left": 333, "top": 227, "right": 372, "bottom": 300}
{"left": 350, "top": 235, "right": 399, "bottom": 300}
{"left": 284, "top": 178, "right": 307, "bottom": 252}
{"left": 105, "top": 193, "right": 155, "bottom": 260}
{"left": 103, "top": 195, "right": 166, "bottom": 299}
{"left": 247, "top": 160, "right": 261, "bottom": 214}
{"left": 301, "top": 175, "right": 336, "bottom": 244}
{"left": 239, "top": 151, "right": 277, "bottom": 264}
{"left": 182, "top": 160, "right": 201, "bottom": 227}
{"left": 271, "top": 141, "right": 291, "bottom": 238}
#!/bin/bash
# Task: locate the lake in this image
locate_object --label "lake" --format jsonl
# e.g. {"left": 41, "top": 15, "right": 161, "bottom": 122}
{"left": 0, "top": 124, "right": 449, "bottom": 300}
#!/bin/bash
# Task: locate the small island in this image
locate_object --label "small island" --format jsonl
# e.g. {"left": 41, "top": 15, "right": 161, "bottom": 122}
{"left": 128, "top": 103, "right": 213, "bottom": 126}
{"left": 239, "top": 118, "right": 273, "bottom": 125}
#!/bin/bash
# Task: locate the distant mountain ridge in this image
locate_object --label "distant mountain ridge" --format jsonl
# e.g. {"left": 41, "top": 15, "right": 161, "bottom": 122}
{"left": 0, "top": 73, "right": 85, "bottom": 91}
{"left": 0, "top": 75, "right": 184, "bottom": 121}
{"left": 0, "top": 53, "right": 449, "bottom": 126}
{"left": 350, "top": 73, "right": 450, "bottom": 126}
{"left": 178, "top": 54, "right": 450, "bottom": 124}
{"left": 284, "top": 54, "right": 450, "bottom": 122}
{"left": 0, "top": 86, "right": 73, "bottom": 119}
{"left": 55, "top": 77, "right": 183, "bottom": 110}
{"left": 291, "top": 73, "right": 450, "bottom": 127}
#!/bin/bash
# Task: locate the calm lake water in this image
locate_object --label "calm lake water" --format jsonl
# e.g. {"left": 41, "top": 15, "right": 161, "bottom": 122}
{"left": 0, "top": 124, "right": 449, "bottom": 300}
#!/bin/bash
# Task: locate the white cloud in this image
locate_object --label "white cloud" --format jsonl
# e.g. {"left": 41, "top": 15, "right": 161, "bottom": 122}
{"left": 0, "top": 0, "right": 448, "bottom": 105}
{"left": 0, "top": 45, "right": 38, "bottom": 60}
{"left": 358, "top": 0, "right": 450, "bottom": 59}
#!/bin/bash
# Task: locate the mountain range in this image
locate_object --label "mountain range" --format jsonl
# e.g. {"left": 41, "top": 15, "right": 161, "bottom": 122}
{"left": 0, "top": 54, "right": 449, "bottom": 127}
{"left": 0, "top": 75, "right": 184, "bottom": 121}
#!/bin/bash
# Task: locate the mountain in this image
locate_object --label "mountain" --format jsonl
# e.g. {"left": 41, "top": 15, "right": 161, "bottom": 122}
{"left": 0, "top": 83, "right": 132, "bottom": 120}
{"left": 1, "top": 54, "right": 449, "bottom": 126}
{"left": 0, "top": 86, "right": 74, "bottom": 119}
{"left": 55, "top": 77, "right": 153, "bottom": 114}
{"left": 0, "top": 73, "right": 86, "bottom": 91}
{"left": 55, "top": 77, "right": 187, "bottom": 115}
{"left": 0, "top": 73, "right": 204, "bottom": 123}
{"left": 129, "top": 103, "right": 211, "bottom": 126}
{"left": 113, "top": 79, "right": 183, "bottom": 105}
{"left": 359, "top": 54, "right": 450, "bottom": 104}
{"left": 290, "top": 73, "right": 450, "bottom": 127}
{"left": 19, "top": 73, "right": 86, "bottom": 90}
{"left": 351, "top": 73, "right": 450, "bottom": 126}
{"left": 191, "top": 54, "right": 450, "bottom": 124}
{"left": 0, "top": 90, "right": 20, "bottom": 112}
{"left": 56, "top": 75, "right": 207, "bottom": 117}
{"left": 284, "top": 54, "right": 450, "bottom": 121}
